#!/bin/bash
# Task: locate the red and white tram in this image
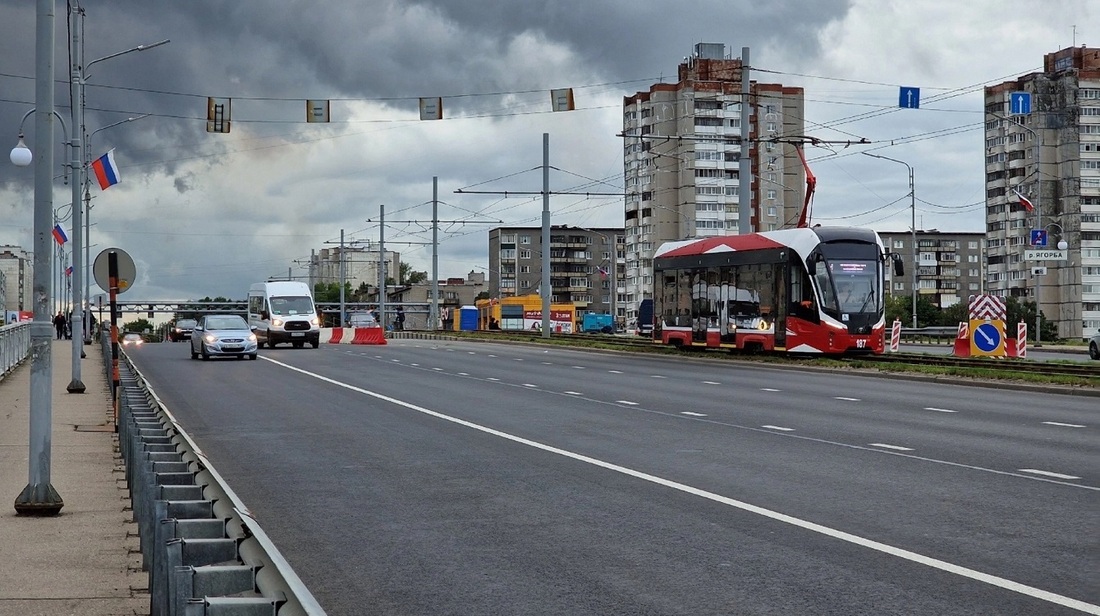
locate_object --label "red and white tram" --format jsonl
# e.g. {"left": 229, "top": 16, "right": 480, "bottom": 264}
{"left": 650, "top": 226, "right": 900, "bottom": 355}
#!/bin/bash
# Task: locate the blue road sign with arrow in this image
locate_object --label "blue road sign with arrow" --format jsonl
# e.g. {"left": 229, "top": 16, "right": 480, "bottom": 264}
{"left": 899, "top": 87, "right": 920, "bottom": 109}
{"left": 974, "top": 322, "right": 1002, "bottom": 353}
{"left": 1010, "top": 91, "right": 1032, "bottom": 115}
{"left": 1031, "top": 229, "right": 1047, "bottom": 246}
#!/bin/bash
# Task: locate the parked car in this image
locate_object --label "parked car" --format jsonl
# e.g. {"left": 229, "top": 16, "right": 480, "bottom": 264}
{"left": 169, "top": 318, "right": 198, "bottom": 342}
{"left": 1089, "top": 328, "right": 1100, "bottom": 360}
{"left": 347, "top": 312, "right": 380, "bottom": 328}
{"left": 121, "top": 332, "right": 144, "bottom": 347}
{"left": 190, "top": 314, "right": 258, "bottom": 360}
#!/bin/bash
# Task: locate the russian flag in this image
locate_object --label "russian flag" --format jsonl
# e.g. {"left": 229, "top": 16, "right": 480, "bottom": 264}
{"left": 65, "top": 265, "right": 73, "bottom": 276}
{"left": 1013, "top": 189, "right": 1034, "bottom": 213}
{"left": 52, "top": 224, "right": 68, "bottom": 245}
{"left": 90, "top": 149, "right": 120, "bottom": 190}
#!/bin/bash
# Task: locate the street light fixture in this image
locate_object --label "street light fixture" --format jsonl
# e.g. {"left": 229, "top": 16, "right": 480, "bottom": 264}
{"left": 862, "top": 152, "right": 917, "bottom": 328}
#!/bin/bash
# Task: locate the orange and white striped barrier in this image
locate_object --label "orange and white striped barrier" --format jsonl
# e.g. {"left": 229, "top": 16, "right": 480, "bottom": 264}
{"left": 952, "top": 321, "right": 970, "bottom": 357}
{"left": 321, "top": 327, "right": 386, "bottom": 345}
{"left": 890, "top": 319, "right": 901, "bottom": 352}
{"left": 1017, "top": 322, "right": 1027, "bottom": 359}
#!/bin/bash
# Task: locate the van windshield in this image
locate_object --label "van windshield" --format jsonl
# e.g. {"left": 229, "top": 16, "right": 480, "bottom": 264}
{"left": 269, "top": 296, "right": 313, "bottom": 316}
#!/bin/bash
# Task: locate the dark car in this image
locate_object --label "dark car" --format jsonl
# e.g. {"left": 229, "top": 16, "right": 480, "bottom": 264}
{"left": 169, "top": 318, "right": 197, "bottom": 342}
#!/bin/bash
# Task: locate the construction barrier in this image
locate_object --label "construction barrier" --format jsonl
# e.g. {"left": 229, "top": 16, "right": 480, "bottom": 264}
{"left": 1017, "top": 322, "right": 1027, "bottom": 359}
{"left": 351, "top": 327, "right": 387, "bottom": 345}
{"left": 953, "top": 322, "right": 970, "bottom": 357}
{"left": 952, "top": 320, "right": 1029, "bottom": 359}
{"left": 890, "top": 319, "right": 901, "bottom": 353}
{"left": 321, "top": 327, "right": 386, "bottom": 345}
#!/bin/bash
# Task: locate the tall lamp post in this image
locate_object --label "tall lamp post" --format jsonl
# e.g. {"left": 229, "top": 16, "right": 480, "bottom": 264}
{"left": 862, "top": 152, "right": 917, "bottom": 327}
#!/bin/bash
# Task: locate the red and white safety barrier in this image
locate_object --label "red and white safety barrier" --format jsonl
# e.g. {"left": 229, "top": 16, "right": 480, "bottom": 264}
{"left": 321, "top": 327, "right": 387, "bottom": 345}
{"left": 952, "top": 321, "right": 970, "bottom": 357}
{"left": 890, "top": 319, "right": 901, "bottom": 353}
{"left": 1017, "top": 322, "right": 1027, "bottom": 359}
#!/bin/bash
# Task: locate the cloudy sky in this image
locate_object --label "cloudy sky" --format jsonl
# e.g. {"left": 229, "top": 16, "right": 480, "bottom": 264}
{"left": 0, "top": 0, "right": 1093, "bottom": 304}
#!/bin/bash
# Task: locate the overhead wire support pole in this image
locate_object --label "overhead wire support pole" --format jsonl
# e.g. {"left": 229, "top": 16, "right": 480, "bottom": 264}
{"left": 862, "top": 152, "right": 917, "bottom": 328}
{"left": 541, "top": 133, "right": 551, "bottom": 338}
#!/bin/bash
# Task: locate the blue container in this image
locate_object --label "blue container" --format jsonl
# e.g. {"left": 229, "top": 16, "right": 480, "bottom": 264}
{"left": 459, "top": 306, "right": 479, "bottom": 331}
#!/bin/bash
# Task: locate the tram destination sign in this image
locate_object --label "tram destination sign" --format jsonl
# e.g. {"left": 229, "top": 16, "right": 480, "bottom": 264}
{"left": 1024, "top": 249, "right": 1068, "bottom": 261}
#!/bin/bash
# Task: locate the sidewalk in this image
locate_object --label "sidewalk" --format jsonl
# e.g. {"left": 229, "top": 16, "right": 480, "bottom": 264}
{"left": 0, "top": 338, "right": 146, "bottom": 615}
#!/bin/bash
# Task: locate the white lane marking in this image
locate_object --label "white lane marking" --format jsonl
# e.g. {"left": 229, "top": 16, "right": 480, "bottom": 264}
{"left": 487, "top": 377, "right": 500, "bottom": 381}
{"left": 468, "top": 351, "right": 476, "bottom": 354}
{"left": 762, "top": 425, "right": 794, "bottom": 432}
{"left": 488, "top": 354, "right": 497, "bottom": 357}
{"left": 572, "top": 366, "right": 586, "bottom": 369}
{"left": 681, "top": 411, "right": 707, "bottom": 417}
{"left": 1042, "top": 421, "right": 1086, "bottom": 428}
{"left": 761, "top": 388, "right": 780, "bottom": 392}
{"left": 542, "top": 362, "right": 553, "bottom": 365}
{"left": 564, "top": 391, "right": 583, "bottom": 395}
{"left": 650, "top": 375, "right": 667, "bottom": 379}
{"left": 410, "top": 363, "right": 419, "bottom": 367}
{"left": 608, "top": 370, "right": 623, "bottom": 374}
{"left": 262, "top": 356, "right": 1100, "bottom": 616}
{"left": 617, "top": 400, "right": 638, "bottom": 405}
{"left": 433, "top": 368, "right": 443, "bottom": 371}
{"left": 523, "top": 384, "right": 538, "bottom": 388}
{"left": 835, "top": 396, "right": 860, "bottom": 402}
{"left": 870, "top": 443, "right": 914, "bottom": 451}
{"left": 1019, "top": 469, "right": 1081, "bottom": 480}
{"left": 391, "top": 359, "right": 400, "bottom": 362}
{"left": 702, "top": 381, "right": 721, "bottom": 385}
{"left": 514, "top": 358, "right": 524, "bottom": 361}
{"left": 924, "top": 407, "right": 958, "bottom": 413}
{"left": 457, "top": 372, "right": 469, "bottom": 376}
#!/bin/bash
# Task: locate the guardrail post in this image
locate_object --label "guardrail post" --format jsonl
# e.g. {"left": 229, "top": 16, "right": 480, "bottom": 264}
{"left": 173, "top": 565, "right": 258, "bottom": 615}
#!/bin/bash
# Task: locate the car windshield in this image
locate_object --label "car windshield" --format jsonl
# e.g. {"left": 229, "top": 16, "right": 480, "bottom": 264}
{"left": 269, "top": 296, "right": 313, "bottom": 316}
{"left": 349, "top": 313, "right": 376, "bottom": 326}
{"left": 204, "top": 316, "right": 249, "bottom": 330}
{"left": 176, "top": 319, "right": 197, "bottom": 328}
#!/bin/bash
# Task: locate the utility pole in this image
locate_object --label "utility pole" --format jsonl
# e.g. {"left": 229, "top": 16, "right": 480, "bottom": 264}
{"left": 339, "top": 229, "right": 345, "bottom": 326}
{"left": 541, "top": 133, "right": 551, "bottom": 337}
{"left": 432, "top": 177, "right": 439, "bottom": 331}
{"left": 739, "top": 46, "right": 751, "bottom": 235}
{"left": 378, "top": 205, "right": 386, "bottom": 330}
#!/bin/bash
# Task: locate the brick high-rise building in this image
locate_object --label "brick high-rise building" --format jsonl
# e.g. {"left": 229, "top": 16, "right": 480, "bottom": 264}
{"left": 984, "top": 45, "right": 1100, "bottom": 340}
{"left": 621, "top": 43, "right": 805, "bottom": 326}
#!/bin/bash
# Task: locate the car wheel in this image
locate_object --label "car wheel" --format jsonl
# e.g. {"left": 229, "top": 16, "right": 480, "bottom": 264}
{"left": 249, "top": 353, "right": 257, "bottom": 360}
{"left": 310, "top": 339, "right": 319, "bottom": 349}
{"left": 201, "top": 344, "right": 210, "bottom": 360}
{"left": 1090, "top": 342, "right": 1099, "bottom": 360}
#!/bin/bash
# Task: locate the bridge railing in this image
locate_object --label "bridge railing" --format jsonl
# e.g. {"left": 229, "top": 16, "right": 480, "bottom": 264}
{"left": 0, "top": 321, "right": 31, "bottom": 382}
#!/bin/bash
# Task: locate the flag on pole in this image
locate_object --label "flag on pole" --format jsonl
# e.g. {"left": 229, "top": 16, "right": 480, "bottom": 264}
{"left": 52, "top": 224, "right": 69, "bottom": 245}
{"left": 90, "top": 149, "right": 120, "bottom": 190}
{"left": 1013, "top": 189, "right": 1034, "bottom": 213}
{"left": 597, "top": 265, "right": 609, "bottom": 279}
{"left": 65, "top": 265, "right": 73, "bottom": 276}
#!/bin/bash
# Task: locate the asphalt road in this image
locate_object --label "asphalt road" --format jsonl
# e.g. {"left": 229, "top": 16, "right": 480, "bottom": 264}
{"left": 127, "top": 339, "right": 1099, "bottom": 616}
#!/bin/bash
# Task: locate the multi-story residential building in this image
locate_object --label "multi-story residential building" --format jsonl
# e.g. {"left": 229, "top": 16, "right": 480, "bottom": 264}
{"left": 309, "top": 244, "right": 401, "bottom": 293}
{"left": 488, "top": 225, "right": 624, "bottom": 323}
{"left": 878, "top": 231, "right": 986, "bottom": 309}
{"left": 390, "top": 271, "right": 488, "bottom": 329}
{"left": 984, "top": 45, "right": 1100, "bottom": 339}
{"left": 0, "top": 245, "right": 32, "bottom": 314}
{"left": 621, "top": 43, "right": 805, "bottom": 326}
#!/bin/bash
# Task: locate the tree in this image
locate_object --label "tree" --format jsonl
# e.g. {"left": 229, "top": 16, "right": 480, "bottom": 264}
{"left": 124, "top": 318, "right": 154, "bottom": 334}
{"left": 313, "top": 282, "right": 351, "bottom": 303}
{"left": 399, "top": 262, "right": 428, "bottom": 285}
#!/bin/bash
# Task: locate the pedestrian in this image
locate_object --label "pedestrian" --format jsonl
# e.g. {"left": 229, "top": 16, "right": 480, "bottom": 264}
{"left": 53, "top": 311, "right": 66, "bottom": 339}
{"left": 395, "top": 307, "right": 405, "bottom": 331}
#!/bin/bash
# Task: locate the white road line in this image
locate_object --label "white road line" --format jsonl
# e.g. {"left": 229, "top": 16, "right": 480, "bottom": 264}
{"left": 468, "top": 351, "right": 476, "bottom": 354}
{"left": 617, "top": 400, "right": 638, "bottom": 405}
{"left": 457, "top": 372, "right": 469, "bottom": 376}
{"left": 650, "top": 375, "right": 667, "bottom": 379}
{"left": 564, "top": 391, "right": 583, "bottom": 395}
{"left": 488, "top": 354, "right": 497, "bottom": 357}
{"left": 870, "top": 443, "right": 914, "bottom": 451}
{"left": 762, "top": 425, "right": 794, "bottom": 431}
{"left": 391, "top": 359, "right": 400, "bottom": 362}
{"left": 514, "top": 358, "right": 524, "bottom": 361}
{"left": 702, "top": 381, "right": 721, "bottom": 385}
{"left": 433, "top": 367, "right": 443, "bottom": 371}
{"left": 835, "top": 396, "right": 861, "bottom": 402}
{"left": 924, "top": 407, "right": 958, "bottom": 413}
{"left": 410, "top": 363, "right": 419, "bottom": 367}
{"left": 1042, "top": 421, "right": 1086, "bottom": 428}
{"left": 681, "top": 411, "right": 707, "bottom": 417}
{"left": 487, "top": 377, "right": 500, "bottom": 381}
{"left": 608, "top": 370, "right": 623, "bottom": 374}
{"left": 761, "top": 388, "right": 780, "bottom": 392}
{"left": 523, "top": 384, "right": 538, "bottom": 388}
{"left": 263, "top": 356, "right": 1100, "bottom": 616}
{"left": 1019, "top": 469, "right": 1081, "bottom": 480}
{"left": 572, "top": 366, "right": 586, "bottom": 369}
{"left": 541, "top": 361, "right": 553, "bottom": 365}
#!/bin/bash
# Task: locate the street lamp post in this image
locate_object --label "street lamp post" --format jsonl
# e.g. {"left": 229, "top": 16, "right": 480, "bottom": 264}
{"left": 862, "top": 152, "right": 917, "bottom": 328}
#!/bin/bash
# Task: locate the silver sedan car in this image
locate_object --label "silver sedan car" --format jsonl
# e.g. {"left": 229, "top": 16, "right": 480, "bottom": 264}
{"left": 190, "top": 314, "right": 258, "bottom": 360}
{"left": 1090, "top": 328, "right": 1100, "bottom": 360}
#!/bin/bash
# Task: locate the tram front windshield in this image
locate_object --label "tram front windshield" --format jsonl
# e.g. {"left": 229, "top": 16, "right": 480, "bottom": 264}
{"left": 818, "top": 260, "right": 881, "bottom": 315}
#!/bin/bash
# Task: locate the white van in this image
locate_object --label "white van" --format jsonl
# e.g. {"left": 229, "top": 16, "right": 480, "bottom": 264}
{"left": 247, "top": 281, "right": 321, "bottom": 348}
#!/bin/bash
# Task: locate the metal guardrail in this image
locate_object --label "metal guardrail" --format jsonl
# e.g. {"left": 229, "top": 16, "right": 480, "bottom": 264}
{"left": 0, "top": 321, "right": 31, "bottom": 382}
{"left": 113, "top": 341, "right": 327, "bottom": 616}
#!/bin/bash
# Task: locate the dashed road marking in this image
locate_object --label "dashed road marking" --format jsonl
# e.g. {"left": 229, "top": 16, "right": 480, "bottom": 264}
{"left": 762, "top": 425, "right": 794, "bottom": 431}
{"left": 608, "top": 370, "right": 623, "bottom": 374}
{"left": 761, "top": 388, "right": 780, "bottom": 392}
{"left": 572, "top": 366, "right": 586, "bottom": 369}
{"left": 617, "top": 400, "right": 638, "bottom": 405}
{"left": 924, "top": 407, "right": 958, "bottom": 413}
{"left": 650, "top": 375, "right": 667, "bottom": 379}
{"left": 835, "top": 396, "right": 860, "bottom": 402}
{"left": 457, "top": 372, "right": 469, "bottom": 376}
{"left": 1019, "top": 469, "right": 1080, "bottom": 480}
{"left": 564, "top": 391, "right": 583, "bottom": 395}
{"left": 702, "top": 381, "right": 720, "bottom": 385}
{"left": 870, "top": 443, "right": 913, "bottom": 451}
{"left": 1042, "top": 421, "right": 1086, "bottom": 428}
{"left": 523, "top": 384, "right": 538, "bottom": 388}
{"left": 681, "top": 411, "right": 707, "bottom": 417}
{"left": 487, "top": 377, "right": 500, "bottom": 381}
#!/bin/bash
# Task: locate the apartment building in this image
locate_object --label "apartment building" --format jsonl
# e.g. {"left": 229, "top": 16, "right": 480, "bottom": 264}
{"left": 878, "top": 231, "right": 986, "bottom": 308}
{"left": 621, "top": 43, "right": 805, "bottom": 326}
{"left": 488, "top": 225, "right": 624, "bottom": 322}
{"left": 984, "top": 45, "right": 1100, "bottom": 339}
{"left": 309, "top": 244, "right": 401, "bottom": 293}
{"left": 0, "top": 245, "right": 32, "bottom": 314}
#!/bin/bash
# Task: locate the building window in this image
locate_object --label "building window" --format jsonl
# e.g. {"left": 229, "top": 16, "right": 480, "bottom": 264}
{"left": 500, "top": 234, "right": 515, "bottom": 244}
{"left": 520, "top": 235, "right": 531, "bottom": 244}
{"left": 520, "top": 250, "right": 531, "bottom": 259}
{"left": 500, "top": 249, "right": 516, "bottom": 259}
{"left": 520, "top": 265, "right": 530, "bottom": 273}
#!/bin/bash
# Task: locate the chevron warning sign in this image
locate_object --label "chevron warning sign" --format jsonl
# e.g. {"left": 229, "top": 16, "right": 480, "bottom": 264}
{"left": 968, "top": 294, "right": 1006, "bottom": 321}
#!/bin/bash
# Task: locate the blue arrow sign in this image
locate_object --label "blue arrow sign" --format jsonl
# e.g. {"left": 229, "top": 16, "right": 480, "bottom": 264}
{"left": 974, "top": 323, "right": 1002, "bottom": 353}
{"left": 1031, "top": 229, "right": 1047, "bottom": 247}
{"left": 899, "top": 87, "right": 920, "bottom": 109}
{"left": 1010, "top": 91, "right": 1031, "bottom": 115}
